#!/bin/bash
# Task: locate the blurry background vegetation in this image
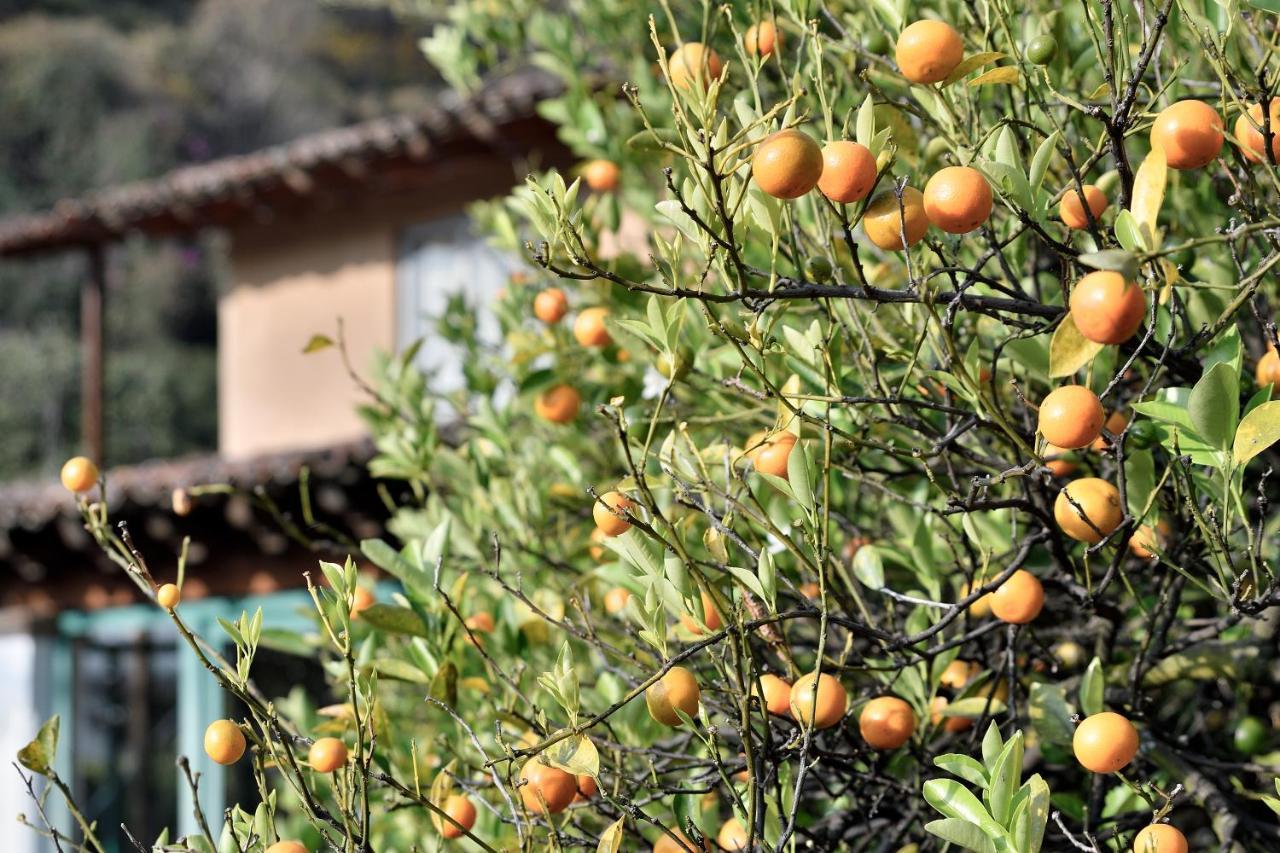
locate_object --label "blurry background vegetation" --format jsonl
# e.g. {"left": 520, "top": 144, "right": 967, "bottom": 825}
{"left": 0, "top": 0, "right": 442, "bottom": 479}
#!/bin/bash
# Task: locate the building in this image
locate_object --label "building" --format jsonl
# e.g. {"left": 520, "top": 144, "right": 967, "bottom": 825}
{"left": 0, "top": 70, "right": 565, "bottom": 851}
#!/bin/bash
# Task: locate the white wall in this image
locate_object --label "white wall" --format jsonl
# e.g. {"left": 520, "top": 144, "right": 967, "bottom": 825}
{"left": 0, "top": 630, "right": 43, "bottom": 853}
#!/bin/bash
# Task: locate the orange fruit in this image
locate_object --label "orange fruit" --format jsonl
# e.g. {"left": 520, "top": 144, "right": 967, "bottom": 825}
{"left": 589, "top": 526, "right": 608, "bottom": 561}
{"left": 156, "top": 583, "right": 181, "bottom": 610}
{"left": 817, "top": 141, "right": 877, "bottom": 203}
{"left": 930, "top": 696, "right": 973, "bottom": 733}
{"left": 309, "top": 737, "right": 348, "bottom": 773}
{"left": 1042, "top": 442, "right": 1078, "bottom": 477}
{"left": 1038, "top": 385, "right": 1106, "bottom": 449}
{"left": 1073, "top": 711, "right": 1140, "bottom": 773}
{"left": 799, "top": 581, "right": 821, "bottom": 600}
{"left": 1090, "top": 410, "right": 1130, "bottom": 452}
{"left": 1151, "top": 100, "right": 1224, "bottom": 169}
{"left": 573, "top": 307, "right": 612, "bottom": 347}
{"left": 1069, "top": 271, "right": 1146, "bottom": 345}
{"left": 743, "top": 429, "right": 771, "bottom": 462}
{"left": 752, "top": 129, "right": 824, "bottom": 199}
{"left": 654, "top": 830, "right": 712, "bottom": 853}
{"left": 1059, "top": 184, "right": 1108, "bottom": 229}
{"left": 1129, "top": 519, "right": 1170, "bottom": 558}
{"left": 437, "top": 794, "right": 477, "bottom": 839}
{"left": 923, "top": 166, "right": 993, "bottom": 234}
{"left": 859, "top": 696, "right": 916, "bottom": 749}
{"left": 744, "top": 20, "right": 779, "bottom": 57}
{"left": 593, "top": 491, "right": 633, "bottom": 537}
{"left": 717, "top": 818, "right": 749, "bottom": 851}
{"left": 534, "top": 288, "right": 568, "bottom": 324}
{"left": 790, "top": 672, "right": 848, "bottom": 729}
{"left": 1132, "top": 823, "right": 1187, "bottom": 853}
{"left": 990, "top": 570, "right": 1045, "bottom": 624}
{"left": 519, "top": 758, "right": 577, "bottom": 814}
{"left": 667, "top": 43, "right": 723, "bottom": 90}
{"left": 265, "top": 843, "right": 309, "bottom": 853}
{"left": 1235, "top": 99, "right": 1280, "bottom": 163}
{"left": 604, "top": 586, "right": 632, "bottom": 614}
{"left": 60, "top": 456, "right": 99, "bottom": 493}
{"left": 465, "top": 612, "right": 495, "bottom": 633}
{"left": 863, "top": 187, "right": 929, "bottom": 250}
{"left": 1256, "top": 346, "right": 1280, "bottom": 393}
{"left": 1055, "top": 478, "right": 1124, "bottom": 543}
{"left": 535, "top": 384, "right": 581, "bottom": 424}
{"left": 646, "top": 665, "right": 701, "bottom": 726}
{"left": 895, "top": 20, "right": 964, "bottom": 84}
{"left": 350, "top": 586, "right": 375, "bottom": 617}
{"left": 204, "top": 720, "right": 246, "bottom": 765}
{"left": 679, "top": 589, "right": 722, "bottom": 635}
{"left": 753, "top": 431, "right": 797, "bottom": 478}
{"left": 575, "top": 774, "right": 598, "bottom": 802}
{"left": 959, "top": 580, "right": 994, "bottom": 617}
{"left": 758, "top": 674, "right": 793, "bottom": 715}
{"left": 939, "top": 659, "right": 978, "bottom": 690}
{"left": 583, "top": 159, "right": 620, "bottom": 192}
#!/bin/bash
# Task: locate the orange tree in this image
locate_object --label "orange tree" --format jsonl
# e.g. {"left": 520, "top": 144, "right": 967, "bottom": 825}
{"left": 18, "top": 0, "right": 1280, "bottom": 851}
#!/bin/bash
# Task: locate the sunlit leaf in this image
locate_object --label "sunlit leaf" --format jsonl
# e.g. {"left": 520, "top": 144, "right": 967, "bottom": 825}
{"left": 1233, "top": 400, "right": 1280, "bottom": 465}
{"left": 969, "top": 66, "right": 1021, "bottom": 86}
{"left": 1049, "top": 314, "right": 1104, "bottom": 377}
{"left": 1130, "top": 147, "right": 1167, "bottom": 248}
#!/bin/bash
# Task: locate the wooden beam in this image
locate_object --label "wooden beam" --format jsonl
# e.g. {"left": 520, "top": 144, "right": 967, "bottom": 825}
{"left": 81, "top": 244, "right": 106, "bottom": 465}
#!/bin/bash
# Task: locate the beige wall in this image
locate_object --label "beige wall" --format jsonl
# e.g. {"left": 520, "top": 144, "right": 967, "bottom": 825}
{"left": 220, "top": 156, "right": 520, "bottom": 458}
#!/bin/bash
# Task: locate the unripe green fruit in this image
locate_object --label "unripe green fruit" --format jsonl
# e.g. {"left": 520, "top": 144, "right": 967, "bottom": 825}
{"left": 805, "top": 256, "right": 834, "bottom": 282}
{"left": 1026, "top": 35, "right": 1057, "bottom": 65}
{"left": 1126, "top": 419, "right": 1159, "bottom": 449}
{"left": 1234, "top": 716, "right": 1268, "bottom": 754}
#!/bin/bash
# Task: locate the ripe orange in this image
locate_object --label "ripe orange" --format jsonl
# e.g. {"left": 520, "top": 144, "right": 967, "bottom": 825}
{"left": 654, "top": 830, "right": 712, "bottom": 853}
{"left": 603, "top": 587, "right": 632, "bottom": 615}
{"left": 593, "top": 491, "right": 633, "bottom": 537}
{"left": 465, "top": 612, "right": 495, "bottom": 633}
{"left": 744, "top": 20, "right": 779, "bottom": 57}
{"left": 863, "top": 187, "right": 929, "bottom": 250}
{"left": 60, "top": 456, "right": 99, "bottom": 493}
{"left": 1060, "top": 184, "right": 1108, "bottom": 230}
{"left": 1038, "top": 385, "right": 1106, "bottom": 449}
{"left": 930, "top": 696, "right": 973, "bottom": 733}
{"left": 667, "top": 43, "right": 723, "bottom": 90}
{"left": 265, "top": 843, "right": 308, "bottom": 853}
{"left": 1132, "top": 823, "right": 1187, "bottom": 853}
{"left": 1069, "top": 271, "right": 1146, "bottom": 345}
{"left": 573, "top": 307, "right": 612, "bottom": 347}
{"left": 758, "top": 673, "right": 793, "bottom": 715}
{"left": 1256, "top": 346, "right": 1280, "bottom": 393}
{"left": 1235, "top": 99, "right": 1280, "bottom": 163}
{"left": 575, "top": 774, "right": 598, "bottom": 801}
{"left": 534, "top": 288, "right": 568, "bottom": 324}
{"left": 588, "top": 526, "right": 608, "bottom": 561}
{"left": 350, "top": 586, "right": 375, "bottom": 617}
{"left": 646, "top": 665, "right": 701, "bottom": 726}
{"left": 309, "top": 737, "right": 348, "bottom": 773}
{"left": 753, "top": 431, "right": 797, "bottom": 478}
{"left": 859, "top": 696, "right": 916, "bottom": 749}
{"left": 1090, "top": 410, "right": 1130, "bottom": 452}
{"left": 583, "top": 159, "right": 620, "bottom": 192}
{"left": 752, "top": 129, "right": 824, "bottom": 199}
{"left": 817, "top": 141, "right": 877, "bottom": 204}
{"left": 679, "top": 589, "right": 722, "bottom": 635}
{"left": 204, "top": 720, "right": 246, "bottom": 765}
{"left": 1055, "top": 478, "right": 1124, "bottom": 543}
{"left": 1129, "top": 520, "right": 1169, "bottom": 559}
{"left": 799, "top": 581, "right": 821, "bottom": 600}
{"left": 437, "top": 794, "right": 477, "bottom": 839}
{"left": 895, "top": 20, "right": 964, "bottom": 84}
{"left": 535, "top": 384, "right": 581, "bottom": 424}
{"left": 1073, "top": 711, "right": 1140, "bottom": 773}
{"left": 790, "top": 672, "right": 848, "bottom": 729}
{"left": 519, "top": 758, "right": 578, "bottom": 814}
{"left": 939, "top": 659, "right": 978, "bottom": 690}
{"left": 1042, "top": 442, "right": 1078, "bottom": 477}
{"left": 156, "top": 583, "right": 181, "bottom": 610}
{"left": 717, "top": 818, "right": 749, "bottom": 851}
{"left": 1151, "top": 100, "right": 1224, "bottom": 169}
{"left": 990, "top": 570, "right": 1045, "bottom": 624}
{"left": 959, "top": 580, "right": 994, "bottom": 617}
{"left": 743, "top": 429, "right": 771, "bottom": 462}
{"left": 923, "top": 166, "right": 993, "bottom": 234}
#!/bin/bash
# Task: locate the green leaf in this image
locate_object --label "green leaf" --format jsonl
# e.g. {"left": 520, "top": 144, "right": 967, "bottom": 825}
{"left": 257, "top": 628, "right": 315, "bottom": 658}
{"left": 1013, "top": 774, "right": 1051, "bottom": 853}
{"left": 301, "top": 334, "right": 334, "bottom": 354}
{"left": 1080, "top": 657, "right": 1104, "bottom": 716}
{"left": 969, "top": 66, "right": 1021, "bottom": 86}
{"left": 1077, "top": 249, "right": 1139, "bottom": 280}
{"left": 852, "top": 544, "right": 886, "bottom": 590}
{"left": 1029, "top": 131, "right": 1060, "bottom": 194}
{"left": 1049, "top": 314, "right": 1105, "bottom": 377}
{"left": 924, "top": 819, "right": 998, "bottom": 853}
{"left": 923, "top": 779, "right": 1003, "bottom": 835}
{"left": 987, "top": 732, "right": 1024, "bottom": 824}
{"left": 981, "top": 722, "right": 1004, "bottom": 771}
{"left": 542, "top": 732, "right": 600, "bottom": 777}
{"left": 1143, "top": 644, "right": 1256, "bottom": 685}
{"left": 17, "top": 715, "right": 59, "bottom": 775}
{"left": 787, "top": 440, "right": 815, "bottom": 512}
{"left": 1124, "top": 450, "right": 1155, "bottom": 518}
{"left": 1028, "top": 682, "right": 1074, "bottom": 747}
{"left": 372, "top": 659, "right": 432, "bottom": 683}
{"left": 357, "top": 604, "right": 430, "bottom": 638}
{"left": 726, "top": 566, "right": 767, "bottom": 602}
{"left": 428, "top": 661, "right": 457, "bottom": 706}
{"left": 1188, "top": 361, "right": 1240, "bottom": 450}
{"left": 934, "top": 753, "right": 988, "bottom": 787}
{"left": 1114, "top": 210, "right": 1143, "bottom": 253}
{"left": 1233, "top": 400, "right": 1280, "bottom": 465}
{"left": 1244, "top": 0, "right": 1280, "bottom": 15}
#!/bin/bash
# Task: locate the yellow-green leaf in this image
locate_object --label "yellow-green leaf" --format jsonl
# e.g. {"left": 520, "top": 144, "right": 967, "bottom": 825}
{"left": 1087, "top": 83, "right": 1111, "bottom": 100}
{"left": 1049, "top": 314, "right": 1105, "bottom": 377}
{"left": 542, "top": 732, "right": 600, "bottom": 777}
{"left": 17, "top": 715, "right": 59, "bottom": 775}
{"left": 1233, "top": 400, "right": 1280, "bottom": 465}
{"left": 1130, "top": 147, "right": 1167, "bottom": 249}
{"left": 597, "top": 817, "right": 626, "bottom": 853}
{"left": 969, "top": 67, "right": 1021, "bottom": 87}
{"left": 942, "top": 52, "right": 1006, "bottom": 86}
{"left": 301, "top": 334, "right": 334, "bottom": 354}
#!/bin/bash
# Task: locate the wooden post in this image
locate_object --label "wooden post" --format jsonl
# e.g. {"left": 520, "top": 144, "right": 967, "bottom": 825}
{"left": 81, "top": 244, "right": 105, "bottom": 464}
